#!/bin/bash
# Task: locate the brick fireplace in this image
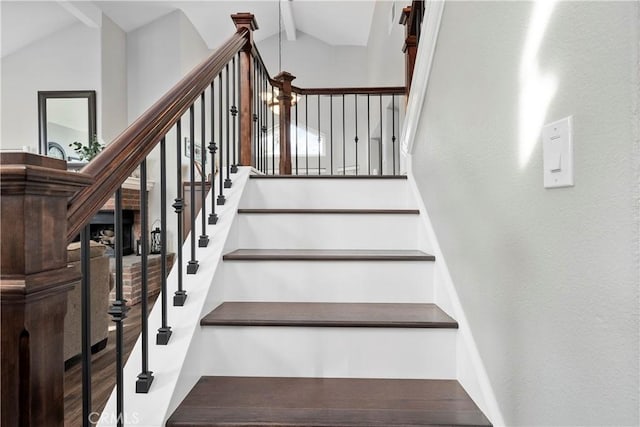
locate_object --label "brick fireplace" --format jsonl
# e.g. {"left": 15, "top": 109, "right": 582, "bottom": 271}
{"left": 94, "top": 178, "right": 175, "bottom": 306}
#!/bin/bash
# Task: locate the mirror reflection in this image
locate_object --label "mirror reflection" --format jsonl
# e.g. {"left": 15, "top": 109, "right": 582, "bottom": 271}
{"left": 38, "top": 91, "right": 96, "bottom": 163}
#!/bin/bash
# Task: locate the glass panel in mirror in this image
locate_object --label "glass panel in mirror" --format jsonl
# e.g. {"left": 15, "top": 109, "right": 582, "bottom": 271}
{"left": 38, "top": 91, "right": 96, "bottom": 163}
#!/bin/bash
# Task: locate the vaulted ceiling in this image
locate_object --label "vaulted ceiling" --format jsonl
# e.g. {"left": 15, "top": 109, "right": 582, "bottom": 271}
{"left": 1, "top": 1, "right": 380, "bottom": 58}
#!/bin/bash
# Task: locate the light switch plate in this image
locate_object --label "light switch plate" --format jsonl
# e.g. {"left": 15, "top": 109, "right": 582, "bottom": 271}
{"left": 542, "top": 116, "right": 574, "bottom": 188}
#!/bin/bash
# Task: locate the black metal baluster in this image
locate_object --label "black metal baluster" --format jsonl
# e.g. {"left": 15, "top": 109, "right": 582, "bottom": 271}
{"left": 173, "top": 120, "right": 187, "bottom": 306}
{"left": 157, "top": 138, "right": 172, "bottom": 345}
{"left": 257, "top": 64, "right": 261, "bottom": 173}
{"left": 330, "top": 94, "right": 333, "bottom": 175}
{"left": 217, "top": 73, "right": 226, "bottom": 205}
{"left": 317, "top": 95, "right": 321, "bottom": 175}
{"left": 379, "top": 95, "right": 383, "bottom": 175}
{"left": 224, "top": 63, "right": 232, "bottom": 188}
{"left": 305, "top": 94, "right": 308, "bottom": 175}
{"left": 264, "top": 71, "right": 268, "bottom": 172}
{"left": 231, "top": 55, "right": 238, "bottom": 173}
{"left": 199, "top": 93, "right": 209, "bottom": 248}
{"left": 295, "top": 95, "right": 298, "bottom": 175}
{"left": 136, "top": 159, "right": 154, "bottom": 393}
{"left": 209, "top": 80, "right": 218, "bottom": 225}
{"left": 253, "top": 59, "right": 258, "bottom": 171}
{"left": 367, "top": 94, "right": 371, "bottom": 175}
{"left": 108, "top": 188, "right": 128, "bottom": 426}
{"left": 80, "top": 224, "right": 91, "bottom": 427}
{"left": 257, "top": 64, "right": 262, "bottom": 172}
{"left": 342, "top": 94, "right": 346, "bottom": 175}
{"left": 354, "top": 94, "right": 359, "bottom": 176}
{"left": 271, "top": 84, "right": 275, "bottom": 174}
{"left": 252, "top": 57, "right": 257, "bottom": 168}
{"left": 187, "top": 105, "right": 199, "bottom": 274}
{"left": 262, "top": 69, "right": 266, "bottom": 173}
{"left": 392, "top": 94, "right": 396, "bottom": 175}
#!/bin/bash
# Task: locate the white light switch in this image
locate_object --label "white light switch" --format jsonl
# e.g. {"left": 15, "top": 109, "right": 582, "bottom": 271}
{"left": 542, "top": 116, "right": 574, "bottom": 188}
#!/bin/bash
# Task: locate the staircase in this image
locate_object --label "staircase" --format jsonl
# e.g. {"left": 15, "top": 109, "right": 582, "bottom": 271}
{"left": 165, "top": 175, "right": 491, "bottom": 426}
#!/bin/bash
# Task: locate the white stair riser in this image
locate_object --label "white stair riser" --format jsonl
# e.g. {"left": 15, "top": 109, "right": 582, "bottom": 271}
{"left": 233, "top": 214, "right": 421, "bottom": 249}
{"left": 200, "top": 327, "right": 457, "bottom": 379}
{"left": 240, "top": 179, "right": 414, "bottom": 209}
{"left": 216, "top": 261, "right": 434, "bottom": 303}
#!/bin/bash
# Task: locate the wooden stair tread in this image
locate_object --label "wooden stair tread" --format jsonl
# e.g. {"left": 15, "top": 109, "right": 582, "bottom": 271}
{"left": 201, "top": 302, "right": 458, "bottom": 328}
{"left": 223, "top": 249, "right": 435, "bottom": 261}
{"left": 250, "top": 174, "right": 407, "bottom": 179}
{"left": 238, "top": 208, "right": 420, "bottom": 214}
{"left": 166, "top": 376, "right": 492, "bottom": 426}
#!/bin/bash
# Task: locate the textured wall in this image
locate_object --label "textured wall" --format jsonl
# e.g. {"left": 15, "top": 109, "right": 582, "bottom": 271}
{"left": 411, "top": 1, "right": 639, "bottom": 425}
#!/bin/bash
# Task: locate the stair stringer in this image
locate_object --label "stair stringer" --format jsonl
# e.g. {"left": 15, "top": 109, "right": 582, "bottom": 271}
{"left": 97, "top": 167, "right": 252, "bottom": 427}
{"left": 405, "top": 160, "right": 506, "bottom": 427}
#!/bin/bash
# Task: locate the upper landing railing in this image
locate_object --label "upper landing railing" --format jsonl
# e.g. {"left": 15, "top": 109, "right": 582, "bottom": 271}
{"left": 0, "top": 9, "right": 425, "bottom": 427}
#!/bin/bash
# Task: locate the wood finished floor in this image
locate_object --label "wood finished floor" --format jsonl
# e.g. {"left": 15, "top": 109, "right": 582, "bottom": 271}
{"left": 223, "top": 248, "right": 435, "bottom": 261}
{"left": 201, "top": 302, "right": 459, "bottom": 328}
{"left": 63, "top": 295, "right": 156, "bottom": 427}
{"left": 166, "top": 376, "right": 492, "bottom": 426}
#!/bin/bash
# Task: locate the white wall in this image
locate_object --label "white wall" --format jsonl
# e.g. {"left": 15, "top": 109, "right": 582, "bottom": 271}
{"left": 410, "top": 1, "right": 639, "bottom": 425}
{"left": 366, "top": 0, "right": 405, "bottom": 87}
{"left": 1, "top": 23, "right": 100, "bottom": 150}
{"left": 127, "top": 11, "right": 182, "bottom": 122}
{"left": 101, "top": 15, "right": 127, "bottom": 144}
{"left": 256, "top": 31, "right": 368, "bottom": 87}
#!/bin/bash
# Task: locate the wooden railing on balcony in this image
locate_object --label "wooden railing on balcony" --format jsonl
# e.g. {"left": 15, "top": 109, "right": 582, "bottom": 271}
{"left": 0, "top": 9, "right": 412, "bottom": 427}
{"left": 251, "top": 43, "right": 405, "bottom": 176}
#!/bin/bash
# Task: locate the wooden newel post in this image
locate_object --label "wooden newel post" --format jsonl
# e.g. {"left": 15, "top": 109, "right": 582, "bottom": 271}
{"left": 274, "top": 71, "right": 296, "bottom": 175}
{"left": 0, "top": 153, "right": 92, "bottom": 427}
{"left": 400, "top": 6, "right": 418, "bottom": 96}
{"left": 231, "top": 13, "right": 258, "bottom": 167}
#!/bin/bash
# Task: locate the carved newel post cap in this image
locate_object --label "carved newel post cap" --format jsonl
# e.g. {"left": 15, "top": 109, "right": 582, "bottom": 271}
{"left": 231, "top": 13, "right": 259, "bottom": 31}
{"left": 274, "top": 71, "right": 296, "bottom": 83}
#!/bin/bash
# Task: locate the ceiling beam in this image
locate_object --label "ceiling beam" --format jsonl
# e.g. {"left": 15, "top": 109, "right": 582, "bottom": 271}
{"left": 281, "top": 0, "right": 296, "bottom": 41}
{"left": 57, "top": 1, "right": 102, "bottom": 28}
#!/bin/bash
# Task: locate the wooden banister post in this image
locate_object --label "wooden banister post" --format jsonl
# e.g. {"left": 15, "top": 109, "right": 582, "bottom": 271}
{"left": 400, "top": 6, "right": 418, "bottom": 96}
{"left": 274, "top": 71, "right": 296, "bottom": 175}
{"left": 231, "top": 13, "right": 258, "bottom": 167}
{"left": 0, "top": 153, "right": 92, "bottom": 427}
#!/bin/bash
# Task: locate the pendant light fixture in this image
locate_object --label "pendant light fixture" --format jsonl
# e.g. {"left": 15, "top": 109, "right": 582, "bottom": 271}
{"left": 264, "top": 0, "right": 299, "bottom": 114}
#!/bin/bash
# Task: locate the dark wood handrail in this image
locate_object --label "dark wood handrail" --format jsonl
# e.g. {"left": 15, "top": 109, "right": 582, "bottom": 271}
{"left": 291, "top": 86, "right": 405, "bottom": 95}
{"left": 66, "top": 28, "right": 248, "bottom": 242}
